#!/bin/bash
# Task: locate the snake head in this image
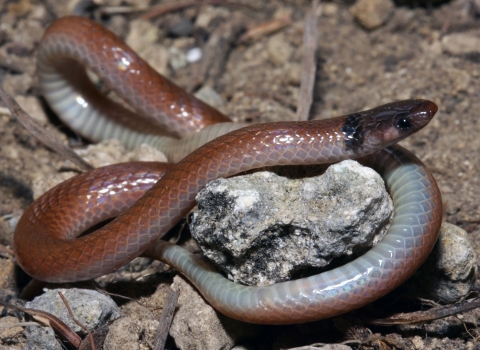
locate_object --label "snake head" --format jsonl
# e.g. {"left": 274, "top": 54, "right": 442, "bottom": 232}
{"left": 342, "top": 99, "right": 438, "bottom": 150}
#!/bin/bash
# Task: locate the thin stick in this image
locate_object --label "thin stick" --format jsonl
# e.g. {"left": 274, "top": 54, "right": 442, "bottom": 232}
{"left": 195, "top": 14, "right": 244, "bottom": 91}
{"left": 296, "top": 1, "right": 322, "bottom": 121}
{"left": 153, "top": 288, "right": 180, "bottom": 350}
{"left": 365, "top": 297, "right": 480, "bottom": 325}
{"left": 0, "top": 322, "right": 40, "bottom": 328}
{"left": 237, "top": 16, "right": 292, "bottom": 43}
{"left": 58, "top": 291, "right": 96, "bottom": 350}
{"left": 0, "top": 88, "right": 93, "bottom": 171}
{"left": 140, "top": 0, "right": 258, "bottom": 20}
{"left": 0, "top": 300, "right": 82, "bottom": 348}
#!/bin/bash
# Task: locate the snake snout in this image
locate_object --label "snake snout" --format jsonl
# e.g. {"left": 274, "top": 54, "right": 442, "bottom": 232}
{"left": 406, "top": 99, "right": 438, "bottom": 129}
{"left": 362, "top": 99, "right": 438, "bottom": 148}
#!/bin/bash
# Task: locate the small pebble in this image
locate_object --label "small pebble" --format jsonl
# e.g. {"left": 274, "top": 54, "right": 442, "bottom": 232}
{"left": 168, "top": 18, "right": 194, "bottom": 37}
{"left": 266, "top": 33, "right": 293, "bottom": 66}
{"left": 168, "top": 47, "right": 188, "bottom": 70}
{"left": 406, "top": 222, "right": 477, "bottom": 303}
{"left": 186, "top": 47, "right": 202, "bottom": 63}
{"left": 350, "top": 0, "right": 394, "bottom": 30}
{"left": 441, "top": 33, "right": 480, "bottom": 55}
{"left": 194, "top": 85, "right": 225, "bottom": 109}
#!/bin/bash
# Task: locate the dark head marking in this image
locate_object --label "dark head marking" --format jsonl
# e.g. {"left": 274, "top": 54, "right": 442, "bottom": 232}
{"left": 341, "top": 113, "right": 364, "bottom": 149}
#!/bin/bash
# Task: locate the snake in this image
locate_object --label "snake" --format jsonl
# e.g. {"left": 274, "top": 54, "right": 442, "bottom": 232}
{"left": 14, "top": 16, "right": 443, "bottom": 324}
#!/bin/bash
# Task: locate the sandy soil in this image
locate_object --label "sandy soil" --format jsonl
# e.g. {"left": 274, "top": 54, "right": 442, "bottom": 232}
{"left": 1, "top": 0, "right": 480, "bottom": 349}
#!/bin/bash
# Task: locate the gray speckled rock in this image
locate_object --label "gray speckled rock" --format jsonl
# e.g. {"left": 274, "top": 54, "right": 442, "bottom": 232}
{"left": 407, "top": 222, "right": 477, "bottom": 303}
{"left": 190, "top": 160, "right": 393, "bottom": 286}
{"left": 25, "top": 288, "right": 121, "bottom": 336}
{"left": 24, "top": 326, "right": 62, "bottom": 350}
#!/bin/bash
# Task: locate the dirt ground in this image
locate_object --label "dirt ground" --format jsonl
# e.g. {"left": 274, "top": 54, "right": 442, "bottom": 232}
{"left": 1, "top": 0, "right": 480, "bottom": 349}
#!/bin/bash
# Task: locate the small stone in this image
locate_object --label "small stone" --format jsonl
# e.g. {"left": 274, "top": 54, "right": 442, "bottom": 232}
{"left": 169, "top": 47, "right": 188, "bottom": 71}
{"left": 190, "top": 160, "right": 393, "bottom": 286}
{"left": 7, "top": 0, "right": 32, "bottom": 18}
{"left": 75, "top": 139, "right": 167, "bottom": 167}
{"left": 267, "top": 33, "right": 294, "bottom": 66}
{"left": 24, "top": 326, "right": 62, "bottom": 350}
{"left": 452, "top": 68, "right": 471, "bottom": 94}
{"left": 11, "top": 19, "right": 43, "bottom": 52}
{"left": 285, "top": 62, "right": 302, "bottom": 85}
{"left": 32, "top": 171, "right": 75, "bottom": 200}
{"left": 129, "top": 143, "right": 168, "bottom": 163}
{"left": 104, "top": 317, "right": 159, "bottom": 350}
{"left": 273, "top": 7, "right": 293, "bottom": 21}
{"left": 350, "top": 0, "right": 394, "bottom": 30}
{"left": 441, "top": 33, "right": 480, "bottom": 55}
{"left": 323, "top": 3, "right": 340, "bottom": 17}
{"left": 186, "top": 47, "right": 202, "bottom": 63}
{"left": 195, "top": 6, "right": 231, "bottom": 29}
{"left": 0, "top": 43, "right": 35, "bottom": 74}
{"left": 0, "top": 259, "right": 16, "bottom": 292}
{"left": 126, "top": 19, "right": 168, "bottom": 75}
{"left": 170, "top": 276, "right": 258, "bottom": 350}
{"left": 139, "top": 44, "right": 169, "bottom": 75}
{"left": 126, "top": 19, "right": 160, "bottom": 51}
{"left": 194, "top": 86, "right": 226, "bottom": 110}
{"left": 75, "top": 139, "right": 129, "bottom": 168}
{"left": 25, "top": 288, "right": 121, "bottom": 336}
{"left": 107, "top": 15, "right": 129, "bottom": 37}
{"left": 0, "top": 316, "right": 24, "bottom": 342}
{"left": 2, "top": 73, "right": 33, "bottom": 95}
{"left": 168, "top": 18, "right": 194, "bottom": 37}
{"left": 407, "top": 223, "right": 477, "bottom": 303}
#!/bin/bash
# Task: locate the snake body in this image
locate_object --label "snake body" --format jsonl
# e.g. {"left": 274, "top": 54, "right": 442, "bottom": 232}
{"left": 14, "top": 17, "right": 442, "bottom": 324}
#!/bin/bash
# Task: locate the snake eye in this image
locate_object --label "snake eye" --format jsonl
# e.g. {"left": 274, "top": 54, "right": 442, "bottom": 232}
{"left": 396, "top": 118, "right": 411, "bottom": 130}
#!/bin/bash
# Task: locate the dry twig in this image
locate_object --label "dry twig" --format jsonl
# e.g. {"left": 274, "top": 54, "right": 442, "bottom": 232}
{"left": 0, "top": 300, "right": 82, "bottom": 348}
{"left": 58, "top": 291, "right": 96, "bottom": 350}
{"left": 237, "top": 15, "right": 292, "bottom": 43}
{"left": 296, "top": 0, "right": 322, "bottom": 121}
{"left": 153, "top": 288, "right": 180, "bottom": 350}
{"left": 140, "top": 0, "right": 257, "bottom": 20}
{"left": 0, "top": 88, "right": 93, "bottom": 171}
{"left": 194, "top": 14, "right": 244, "bottom": 91}
{"left": 78, "top": 324, "right": 110, "bottom": 350}
{"left": 365, "top": 297, "right": 480, "bottom": 325}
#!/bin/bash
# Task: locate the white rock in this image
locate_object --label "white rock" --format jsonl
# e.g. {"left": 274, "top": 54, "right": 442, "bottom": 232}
{"left": 407, "top": 222, "right": 477, "bottom": 303}
{"left": 190, "top": 160, "right": 393, "bottom": 286}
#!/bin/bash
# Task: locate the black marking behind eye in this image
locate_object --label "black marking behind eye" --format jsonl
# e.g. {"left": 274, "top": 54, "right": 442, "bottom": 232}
{"left": 341, "top": 113, "right": 363, "bottom": 149}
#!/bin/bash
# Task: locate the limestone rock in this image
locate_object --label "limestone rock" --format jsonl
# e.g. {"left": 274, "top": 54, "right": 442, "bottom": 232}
{"left": 407, "top": 222, "right": 477, "bottom": 303}
{"left": 190, "top": 160, "right": 393, "bottom": 286}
